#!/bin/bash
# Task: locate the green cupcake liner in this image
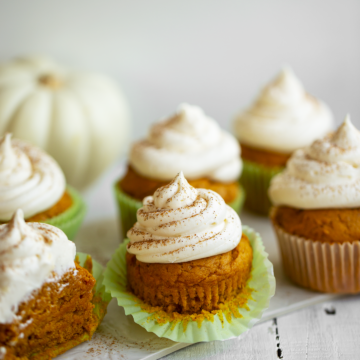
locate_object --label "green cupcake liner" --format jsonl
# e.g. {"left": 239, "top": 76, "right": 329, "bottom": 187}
{"left": 103, "top": 226, "right": 275, "bottom": 343}
{"left": 230, "top": 183, "right": 246, "bottom": 214}
{"left": 44, "top": 185, "right": 87, "bottom": 241}
{"left": 114, "top": 184, "right": 143, "bottom": 239}
{"left": 240, "top": 160, "right": 283, "bottom": 216}
{"left": 76, "top": 252, "right": 113, "bottom": 314}
{"left": 114, "top": 183, "right": 246, "bottom": 239}
{"left": 30, "top": 253, "right": 111, "bottom": 360}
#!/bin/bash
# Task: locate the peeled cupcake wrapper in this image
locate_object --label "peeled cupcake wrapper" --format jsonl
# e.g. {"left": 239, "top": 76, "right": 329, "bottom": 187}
{"left": 114, "top": 183, "right": 246, "bottom": 239}
{"left": 103, "top": 226, "right": 275, "bottom": 343}
{"left": 77, "top": 252, "right": 112, "bottom": 322}
{"left": 44, "top": 185, "right": 87, "bottom": 241}
{"left": 240, "top": 160, "right": 283, "bottom": 216}
{"left": 272, "top": 222, "right": 360, "bottom": 294}
{"left": 30, "top": 253, "right": 111, "bottom": 360}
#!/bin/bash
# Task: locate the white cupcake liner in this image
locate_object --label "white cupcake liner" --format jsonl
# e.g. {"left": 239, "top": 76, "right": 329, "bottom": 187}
{"left": 273, "top": 223, "right": 360, "bottom": 293}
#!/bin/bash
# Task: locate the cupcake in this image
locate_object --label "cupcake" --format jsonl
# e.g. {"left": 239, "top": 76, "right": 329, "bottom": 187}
{"left": 234, "top": 67, "right": 333, "bottom": 215}
{"left": 116, "top": 103, "right": 244, "bottom": 237}
{"left": 126, "top": 171, "right": 251, "bottom": 313}
{"left": 269, "top": 115, "right": 360, "bottom": 293}
{"left": 0, "top": 210, "right": 109, "bottom": 359}
{"left": 0, "top": 134, "right": 86, "bottom": 239}
{"left": 104, "top": 172, "right": 275, "bottom": 342}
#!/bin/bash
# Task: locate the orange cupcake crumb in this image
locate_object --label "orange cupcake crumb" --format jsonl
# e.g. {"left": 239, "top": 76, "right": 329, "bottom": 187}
{"left": 26, "top": 191, "right": 73, "bottom": 222}
{"left": 273, "top": 206, "right": 360, "bottom": 243}
{"left": 0, "top": 263, "right": 97, "bottom": 360}
{"left": 120, "top": 165, "right": 240, "bottom": 204}
{"left": 241, "top": 143, "right": 290, "bottom": 168}
{"left": 126, "top": 234, "right": 253, "bottom": 314}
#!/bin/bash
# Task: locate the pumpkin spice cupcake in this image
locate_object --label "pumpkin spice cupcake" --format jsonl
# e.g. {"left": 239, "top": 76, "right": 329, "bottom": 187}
{"left": 269, "top": 115, "right": 360, "bottom": 293}
{"left": 233, "top": 67, "right": 333, "bottom": 215}
{"left": 0, "top": 134, "right": 86, "bottom": 239}
{"left": 126, "top": 172, "right": 252, "bottom": 313}
{"left": 104, "top": 172, "right": 275, "bottom": 343}
{"left": 116, "top": 103, "right": 244, "bottom": 237}
{"left": 0, "top": 210, "right": 109, "bottom": 360}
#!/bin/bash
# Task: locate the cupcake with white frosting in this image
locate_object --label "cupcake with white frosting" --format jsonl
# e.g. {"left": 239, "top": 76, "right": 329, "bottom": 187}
{"left": 104, "top": 172, "right": 275, "bottom": 342}
{"left": 233, "top": 67, "right": 333, "bottom": 215}
{"left": 125, "top": 171, "right": 251, "bottom": 314}
{"left": 0, "top": 210, "right": 109, "bottom": 359}
{"left": 116, "top": 103, "right": 244, "bottom": 237}
{"left": 0, "top": 134, "right": 86, "bottom": 239}
{"left": 269, "top": 115, "right": 360, "bottom": 293}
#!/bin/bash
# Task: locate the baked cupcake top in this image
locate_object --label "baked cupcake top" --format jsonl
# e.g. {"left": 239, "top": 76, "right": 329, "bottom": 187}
{"left": 269, "top": 115, "right": 360, "bottom": 209}
{"left": 0, "top": 134, "right": 65, "bottom": 221}
{"left": 129, "top": 104, "right": 242, "bottom": 182}
{"left": 0, "top": 209, "right": 75, "bottom": 324}
{"left": 234, "top": 68, "right": 333, "bottom": 153}
{"left": 127, "top": 172, "right": 242, "bottom": 263}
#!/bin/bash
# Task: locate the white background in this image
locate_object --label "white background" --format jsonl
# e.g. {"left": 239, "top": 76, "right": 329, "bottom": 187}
{"left": 0, "top": 0, "right": 359, "bottom": 141}
{"left": 1, "top": 3, "right": 360, "bottom": 359}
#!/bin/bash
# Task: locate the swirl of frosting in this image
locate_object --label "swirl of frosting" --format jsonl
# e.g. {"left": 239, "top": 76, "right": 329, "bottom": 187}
{"left": 0, "top": 134, "right": 65, "bottom": 221}
{"left": 269, "top": 115, "right": 360, "bottom": 209}
{"left": 127, "top": 172, "right": 242, "bottom": 263}
{"left": 234, "top": 68, "right": 333, "bottom": 153}
{"left": 129, "top": 104, "right": 242, "bottom": 182}
{"left": 0, "top": 210, "right": 75, "bottom": 324}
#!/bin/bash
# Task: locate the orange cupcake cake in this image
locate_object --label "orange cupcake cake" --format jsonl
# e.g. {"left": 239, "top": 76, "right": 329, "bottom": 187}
{"left": 126, "top": 172, "right": 253, "bottom": 314}
{"left": 0, "top": 210, "right": 104, "bottom": 359}
{"left": 0, "top": 134, "right": 70, "bottom": 221}
{"left": 233, "top": 67, "right": 333, "bottom": 214}
{"left": 115, "top": 104, "right": 244, "bottom": 237}
{"left": 120, "top": 165, "right": 239, "bottom": 205}
{"left": 0, "top": 134, "right": 86, "bottom": 239}
{"left": 269, "top": 115, "right": 360, "bottom": 293}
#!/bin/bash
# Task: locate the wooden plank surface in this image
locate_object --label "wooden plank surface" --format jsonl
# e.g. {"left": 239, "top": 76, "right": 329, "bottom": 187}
{"left": 163, "top": 295, "right": 360, "bottom": 360}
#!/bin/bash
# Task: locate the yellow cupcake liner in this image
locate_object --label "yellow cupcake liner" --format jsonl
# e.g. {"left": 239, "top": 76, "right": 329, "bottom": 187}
{"left": 103, "top": 226, "right": 275, "bottom": 343}
{"left": 114, "top": 183, "right": 246, "bottom": 239}
{"left": 30, "top": 253, "right": 111, "bottom": 359}
{"left": 240, "top": 160, "right": 283, "bottom": 216}
{"left": 272, "top": 222, "right": 360, "bottom": 294}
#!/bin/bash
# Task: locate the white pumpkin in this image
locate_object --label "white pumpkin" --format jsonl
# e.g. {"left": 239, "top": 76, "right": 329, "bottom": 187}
{"left": 0, "top": 56, "right": 130, "bottom": 189}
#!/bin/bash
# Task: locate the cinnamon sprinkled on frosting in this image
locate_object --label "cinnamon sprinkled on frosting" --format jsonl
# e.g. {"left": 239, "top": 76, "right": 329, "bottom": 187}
{"left": 127, "top": 172, "right": 242, "bottom": 263}
{"left": 269, "top": 115, "right": 360, "bottom": 209}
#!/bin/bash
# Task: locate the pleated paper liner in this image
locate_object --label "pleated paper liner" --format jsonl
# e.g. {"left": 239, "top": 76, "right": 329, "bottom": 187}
{"left": 273, "top": 223, "right": 360, "bottom": 293}
{"left": 114, "top": 183, "right": 142, "bottom": 239}
{"left": 230, "top": 183, "right": 246, "bottom": 214}
{"left": 240, "top": 160, "right": 283, "bottom": 216}
{"left": 114, "top": 183, "right": 246, "bottom": 239}
{"left": 103, "top": 226, "right": 275, "bottom": 343}
{"left": 44, "top": 185, "right": 87, "bottom": 241}
{"left": 30, "top": 253, "right": 111, "bottom": 360}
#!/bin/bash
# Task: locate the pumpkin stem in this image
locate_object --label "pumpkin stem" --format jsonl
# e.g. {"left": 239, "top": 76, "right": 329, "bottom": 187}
{"left": 38, "top": 74, "right": 62, "bottom": 89}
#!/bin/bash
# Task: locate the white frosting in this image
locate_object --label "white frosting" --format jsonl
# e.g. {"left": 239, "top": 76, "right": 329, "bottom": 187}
{"left": 0, "top": 134, "right": 66, "bottom": 221}
{"left": 234, "top": 68, "right": 333, "bottom": 153}
{"left": 130, "top": 104, "right": 242, "bottom": 182}
{"left": 0, "top": 210, "right": 76, "bottom": 324}
{"left": 269, "top": 115, "right": 360, "bottom": 209}
{"left": 127, "top": 172, "right": 242, "bottom": 263}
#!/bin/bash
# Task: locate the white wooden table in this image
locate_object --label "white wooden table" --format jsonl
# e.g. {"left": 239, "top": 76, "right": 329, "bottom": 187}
{"left": 80, "top": 163, "right": 360, "bottom": 360}
{"left": 162, "top": 295, "right": 360, "bottom": 360}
